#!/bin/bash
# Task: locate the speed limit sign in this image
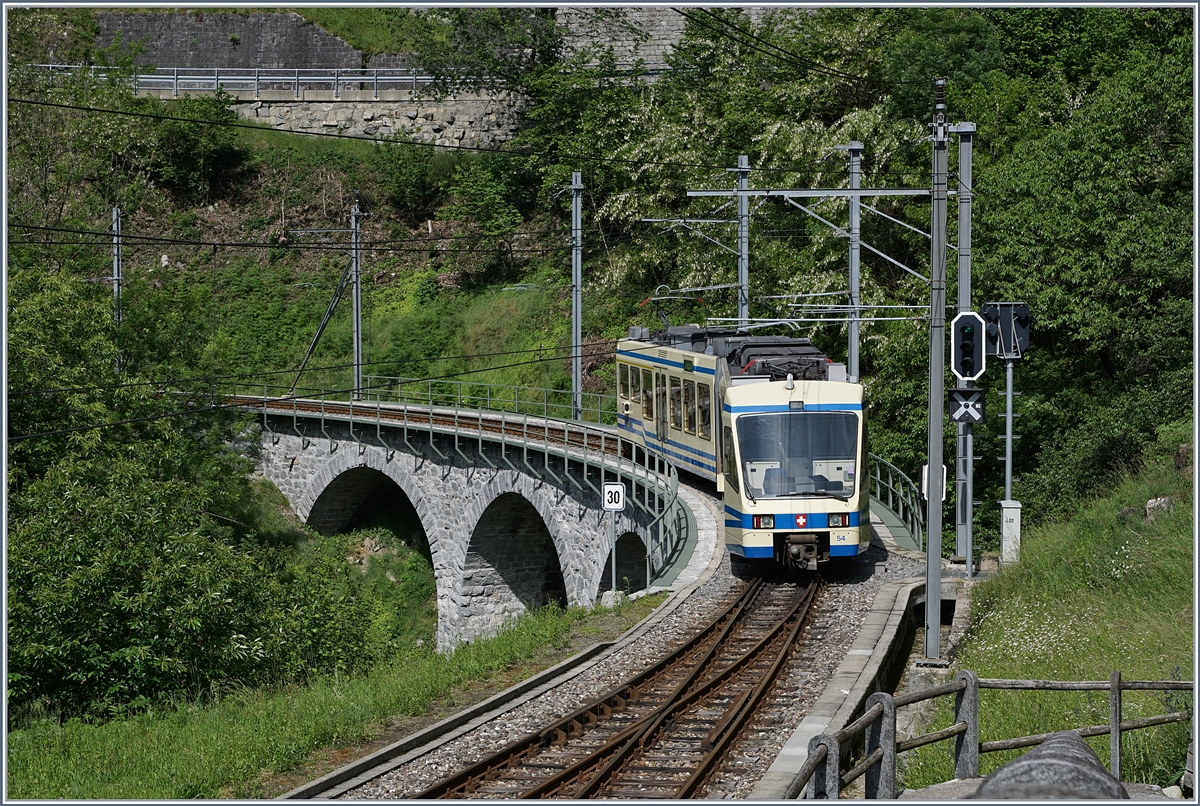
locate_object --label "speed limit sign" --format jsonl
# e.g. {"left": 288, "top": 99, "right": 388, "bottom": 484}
{"left": 602, "top": 482, "right": 626, "bottom": 512}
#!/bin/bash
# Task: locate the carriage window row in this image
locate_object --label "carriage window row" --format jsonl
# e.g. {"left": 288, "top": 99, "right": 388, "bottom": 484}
{"left": 619, "top": 364, "right": 710, "bottom": 440}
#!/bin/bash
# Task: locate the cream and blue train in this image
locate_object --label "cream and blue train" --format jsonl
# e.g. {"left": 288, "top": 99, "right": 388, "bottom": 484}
{"left": 616, "top": 325, "right": 868, "bottom": 570}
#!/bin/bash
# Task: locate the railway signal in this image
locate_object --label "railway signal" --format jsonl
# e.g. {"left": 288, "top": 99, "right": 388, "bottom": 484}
{"left": 948, "top": 388, "right": 985, "bottom": 423}
{"left": 951, "top": 311, "right": 985, "bottom": 382}
{"left": 981, "top": 301, "right": 1030, "bottom": 359}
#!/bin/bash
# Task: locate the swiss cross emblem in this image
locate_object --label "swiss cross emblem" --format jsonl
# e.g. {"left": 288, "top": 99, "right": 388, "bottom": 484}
{"left": 796, "top": 514, "right": 807, "bottom": 528}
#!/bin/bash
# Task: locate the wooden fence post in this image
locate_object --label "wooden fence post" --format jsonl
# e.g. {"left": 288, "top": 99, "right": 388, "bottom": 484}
{"left": 1110, "top": 670, "right": 1122, "bottom": 780}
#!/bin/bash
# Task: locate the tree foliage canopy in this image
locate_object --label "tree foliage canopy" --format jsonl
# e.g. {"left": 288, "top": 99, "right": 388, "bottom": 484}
{"left": 5, "top": 6, "right": 1192, "bottom": 722}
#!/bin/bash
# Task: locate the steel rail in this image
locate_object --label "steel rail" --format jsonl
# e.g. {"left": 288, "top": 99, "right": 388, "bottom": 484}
{"left": 412, "top": 580, "right": 764, "bottom": 798}
{"left": 511, "top": 581, "right": 782, "bottom": 799}
{"left": 537, "top": 582, "right": 818, "bottom": 799}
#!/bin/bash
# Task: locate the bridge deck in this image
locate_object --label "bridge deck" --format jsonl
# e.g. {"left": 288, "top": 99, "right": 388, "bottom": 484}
{"left": 869, "top": 497, "right": 921, "bottom": 553}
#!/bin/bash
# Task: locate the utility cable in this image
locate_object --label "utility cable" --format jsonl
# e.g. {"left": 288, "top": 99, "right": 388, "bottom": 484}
{"left": 10, "top": 339, "right": 625, "bottom": 399}
{"left": 8, "top": 342, "right": 645, "bottom": 444}
{"left": 677, "top": 8, "right": 932, "bottom": 87}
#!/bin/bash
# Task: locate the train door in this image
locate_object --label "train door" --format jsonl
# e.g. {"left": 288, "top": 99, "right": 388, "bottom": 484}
{"left": 654, "top": 371, "right": 669, "bottom": 450}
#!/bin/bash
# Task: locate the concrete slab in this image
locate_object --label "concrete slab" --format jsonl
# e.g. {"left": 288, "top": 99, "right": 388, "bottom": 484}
{"left": 897, "top": 777, "right": 983, "bottom": 799}
{"left": 747, "top": 548, "right": 925, "bottom": 799}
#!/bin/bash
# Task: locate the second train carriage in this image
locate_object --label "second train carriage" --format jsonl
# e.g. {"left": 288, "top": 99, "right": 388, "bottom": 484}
{"left": 616, "top": 325, "right": 868, "bottom": 570}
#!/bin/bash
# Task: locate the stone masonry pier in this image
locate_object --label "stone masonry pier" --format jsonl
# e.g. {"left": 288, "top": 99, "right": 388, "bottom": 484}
{"left": 257, "top": 411, "right": 681, "bottom": 651}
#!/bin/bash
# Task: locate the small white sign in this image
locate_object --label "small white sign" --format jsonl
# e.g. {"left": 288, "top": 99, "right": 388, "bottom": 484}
{"left": 603, "top": 482, "right": 626, "bottom": 512}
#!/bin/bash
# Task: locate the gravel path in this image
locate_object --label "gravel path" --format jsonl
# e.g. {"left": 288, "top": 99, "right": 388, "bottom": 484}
{"left": 343, "top": 491, "right": 925, "bottom": 800}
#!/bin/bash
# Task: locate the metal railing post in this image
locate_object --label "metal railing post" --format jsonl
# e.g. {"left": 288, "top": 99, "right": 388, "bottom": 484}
{"left": 955, "top": 669, "right": 980, "bottom": 779}
{"left": 173, "top": 67, "right": 178, "bottom": 97}
{"left": 864, "top": 691, "right": 897, "bottom": 798}
{"left": 373, "top": 68, "right": 378, "bottom": 99}
{"left": 334, "top": 67, "right": 339, "bottom": 98}
{"left": 295, "top": 68, "right": 300, "bottom": 99}
{"left": 254, "top": 67, "right": 259, "bottom": 98}
{"left": 1110, "top": 670, "right": 1122, "bottom": 779}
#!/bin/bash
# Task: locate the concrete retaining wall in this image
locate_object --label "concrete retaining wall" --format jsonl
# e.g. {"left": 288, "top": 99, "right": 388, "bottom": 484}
{"left": 97, "top": 11, "right": 363, "bottom": 69}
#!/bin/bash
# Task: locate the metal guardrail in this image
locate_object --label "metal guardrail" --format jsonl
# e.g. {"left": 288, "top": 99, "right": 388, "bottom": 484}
{"left": 27, "top": 64, "right": 445, "bottom": 99}
{"left": 788, "top": 670, "right": 1193, "bottom": 799}
{"left": 868, "top": 453, "right": 925, "bottom": 551}
{"left": 27, "top": 64, "right": 669, "bottom": 99}
{"left": 235, "top": 383, "right": 687, "bottom": 584}
{"left": 363, "top": 375, "right": 619, "bottom": 426}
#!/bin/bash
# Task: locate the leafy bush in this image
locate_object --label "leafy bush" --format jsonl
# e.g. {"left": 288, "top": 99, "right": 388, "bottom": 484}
{"left": 152, "top": 89, "right": 244, "bottom": 202}
{"left": 8, "top": 455, "right": 267, "bottom": 720}
{"left": 376, "top": 136, "right": 438, "bottom": 216}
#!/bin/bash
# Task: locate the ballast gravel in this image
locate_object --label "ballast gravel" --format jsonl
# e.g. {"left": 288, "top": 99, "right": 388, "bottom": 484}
{"left": 343, "top": 519, "right": 925, "bottom": 800}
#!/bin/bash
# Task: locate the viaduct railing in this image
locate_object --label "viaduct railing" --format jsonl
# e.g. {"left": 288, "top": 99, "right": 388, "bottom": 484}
{"left": 788, "top": 670, "right": 1193, "bottom": 799}
{"left": 234, "top": 383, "right": 688, "bottom": 584}
{"left": 867, "top": 454, "right": 925, "bottom": 551}
{"left": 27, "top": 64, "right": 666, "bottom": 99}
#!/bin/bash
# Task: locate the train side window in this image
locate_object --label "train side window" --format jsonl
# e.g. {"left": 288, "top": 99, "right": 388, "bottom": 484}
{"left": 723, "top": 426, "right": 739, "bottom": 493}
{"left": 683, "top": 380, "right": 696, "bottom": 434}
{"left": 669, "top": 377, "right": 682, "bottom": 430}
{"left": 642, "top": 369, "right": 653, "bottom": 418}
{"left": 698, "top": 383, "right": 711, "bottom": 439}
{"left": 630, "top": 365, "right": 640, "bottom": 404}
{"left": 618, "top": 363, "right": 629, "bottom": 399}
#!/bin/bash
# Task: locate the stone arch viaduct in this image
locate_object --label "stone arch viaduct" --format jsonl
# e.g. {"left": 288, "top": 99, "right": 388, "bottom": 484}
{"left": 253, "top": 398, "right": 691, "bottom": 651}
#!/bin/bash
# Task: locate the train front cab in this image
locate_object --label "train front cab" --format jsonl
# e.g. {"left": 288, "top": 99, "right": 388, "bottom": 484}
{"left": 722, "top": 379, "right": 868, "bottom": 570}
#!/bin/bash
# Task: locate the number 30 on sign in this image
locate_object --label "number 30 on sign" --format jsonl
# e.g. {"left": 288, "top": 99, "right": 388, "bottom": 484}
{"left": 603, "top": 482, "right": 626, "bottom": 512}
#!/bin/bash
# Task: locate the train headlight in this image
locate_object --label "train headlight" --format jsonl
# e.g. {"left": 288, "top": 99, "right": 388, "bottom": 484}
{"left": 828, "top": 513, "right": 848, "bottom": 527}
{"left": 753, "top": 514, "right": 775, "bottom": 530}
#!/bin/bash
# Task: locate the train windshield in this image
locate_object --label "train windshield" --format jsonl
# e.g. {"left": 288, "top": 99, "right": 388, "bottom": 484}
{"left": 736, "top": 412, "right": 859, "bottom": 499}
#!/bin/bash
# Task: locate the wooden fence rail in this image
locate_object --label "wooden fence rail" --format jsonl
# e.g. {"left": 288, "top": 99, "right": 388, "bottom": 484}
{"left": 788, "top": 669, "right": 1193, "bottom": 799}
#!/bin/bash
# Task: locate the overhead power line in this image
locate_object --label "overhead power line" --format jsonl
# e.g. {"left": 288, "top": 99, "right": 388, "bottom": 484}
{"left": 673, "top": 8, "right": 930, "bottom": 87}
{"left": 8, "top": 340, "right": 665, "bottom": 444}
{"left": 9, "top": 224, "right": 574, "bottom": 255}
{"left": 10, "top": 339, "right": 624, "bottom": 399}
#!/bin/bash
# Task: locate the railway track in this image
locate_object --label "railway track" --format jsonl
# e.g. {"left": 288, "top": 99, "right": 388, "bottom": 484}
{"left": 412, "top": 578, "right": 818, "bottom": 799}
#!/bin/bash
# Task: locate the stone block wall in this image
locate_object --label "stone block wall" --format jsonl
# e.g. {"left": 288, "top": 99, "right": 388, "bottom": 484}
{"left": 259, "top": 420, "right": 646, "bottom": 651}
{"left": 559, "top": 7, "right": 772, "bottom": 71}
{"left": 95, "top": 7, "right": 776, "bottom": 146}
{"left": 460, "top": 492, "right": 568, "bottom": 642}
{"left": 231, "top": 92, "right": 525, "bottom": 149}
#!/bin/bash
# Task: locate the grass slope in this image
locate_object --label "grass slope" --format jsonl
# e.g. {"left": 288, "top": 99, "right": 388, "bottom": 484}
{"left": 7, "top": 593, "right": 667, "bottom": 799}
{"left": 900, "top": 418, "right": 1194, "bottom": 789}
